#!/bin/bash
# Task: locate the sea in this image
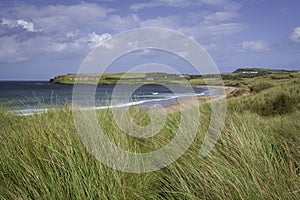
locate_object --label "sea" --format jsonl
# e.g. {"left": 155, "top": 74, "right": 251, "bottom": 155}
{"left": 0, "top": 81, "right": 217, "bottom": 116}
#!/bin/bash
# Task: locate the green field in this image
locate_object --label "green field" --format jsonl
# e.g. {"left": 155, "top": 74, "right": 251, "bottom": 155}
{"left": 50, "top": 68, "right": 298, "bottom": 86}
{"left": 1, "top": 70, "right": 300, "bottom": 199}
{"left": 50, "top": 72, "right": 187, "bottom": 85}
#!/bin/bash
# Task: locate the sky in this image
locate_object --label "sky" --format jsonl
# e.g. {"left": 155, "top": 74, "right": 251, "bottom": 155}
{"left": 0, "top": 0, "right": 300, "bottom": 80}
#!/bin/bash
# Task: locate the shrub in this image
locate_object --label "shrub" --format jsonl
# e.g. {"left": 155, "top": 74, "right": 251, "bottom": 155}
{"left": 249, "top": 91, "right": 298, "bottom": 116}
{"left": 228, "top": 87, "right": 249, "bottom": 97}
{"left": 272, "top": 92, "right": 296, "bottom": 115}
{"left": 250, "top": 82, "right": 273, "bottom": 93}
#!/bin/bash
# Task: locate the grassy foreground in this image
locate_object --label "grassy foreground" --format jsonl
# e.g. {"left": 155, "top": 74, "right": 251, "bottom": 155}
{"left": 1, "top": 74, "right": 300, "bottom": 199}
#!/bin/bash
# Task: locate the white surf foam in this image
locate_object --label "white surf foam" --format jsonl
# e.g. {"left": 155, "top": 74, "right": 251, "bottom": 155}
{"left": 8, "top": 92, "right": 208, "bottom": 116}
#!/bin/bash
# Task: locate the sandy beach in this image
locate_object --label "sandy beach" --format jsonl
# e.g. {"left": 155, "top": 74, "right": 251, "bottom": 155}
{"left": 153, "top": 86, "right": 236, "bottom": 114}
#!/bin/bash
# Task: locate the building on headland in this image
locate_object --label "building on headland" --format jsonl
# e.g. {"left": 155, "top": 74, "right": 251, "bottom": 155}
{"left": 241, "top": 71, "right": 258, "bottom": 74}
{"left": 178, "top": 74, "right": 190, "bottom": 78}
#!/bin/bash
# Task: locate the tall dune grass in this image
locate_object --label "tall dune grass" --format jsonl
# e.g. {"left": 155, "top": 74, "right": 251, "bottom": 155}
{"left": 1, "top": 78, "right": 300, "bottom": 199}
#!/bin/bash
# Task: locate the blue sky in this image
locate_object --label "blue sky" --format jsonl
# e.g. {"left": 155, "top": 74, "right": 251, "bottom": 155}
{"left": 0, "top": 0, "right": 299, "bottom": 80}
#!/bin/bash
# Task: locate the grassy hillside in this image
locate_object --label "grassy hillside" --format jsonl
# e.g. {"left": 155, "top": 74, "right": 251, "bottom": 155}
{"left": 50, "top": 68, "right": 299, "bottom": 86}
{"left": 232, "top": 67, "right": 297, "bottom": 74}
{"left": 1, "top": 70, "right": 300, "bottom": 199}
{"left": 50, "top": 72, "right": 188, "bottom": 85}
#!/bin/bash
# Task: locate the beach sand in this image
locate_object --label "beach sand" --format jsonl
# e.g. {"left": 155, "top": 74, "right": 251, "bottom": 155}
{"left": 152, "top": 86, "right": 236, "bottom": 114}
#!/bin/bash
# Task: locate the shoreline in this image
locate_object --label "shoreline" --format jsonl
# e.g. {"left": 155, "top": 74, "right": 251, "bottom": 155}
{"left": 5, "top": 86, "right": 237, "bottom": 116}
{"left": 153, "top": 86, "right": 236, "bottom": 114}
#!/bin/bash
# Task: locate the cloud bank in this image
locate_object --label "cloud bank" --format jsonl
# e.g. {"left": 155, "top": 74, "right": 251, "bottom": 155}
{"left": 0, "top": 1, "right": 246, "bottom": 64}
{"left": 290, "top": 27, "right": 300, "bottom": 43}
{"left": 242, "top": 40, "right": 271, "bottom": 52}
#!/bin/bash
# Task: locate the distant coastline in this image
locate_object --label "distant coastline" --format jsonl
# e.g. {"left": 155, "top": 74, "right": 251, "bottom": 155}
{"left": 49, "top": 68, "right": 299, "bottom": 86}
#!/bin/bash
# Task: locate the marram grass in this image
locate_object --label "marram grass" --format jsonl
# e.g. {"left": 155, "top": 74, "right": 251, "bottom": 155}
{"left": 1, "top": 82, "right": 300, "bottom": 199}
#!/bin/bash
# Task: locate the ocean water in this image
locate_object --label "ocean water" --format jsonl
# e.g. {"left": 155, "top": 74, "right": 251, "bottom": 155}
{"left": 0, "top": 81, "right": 215, "bottom": 115}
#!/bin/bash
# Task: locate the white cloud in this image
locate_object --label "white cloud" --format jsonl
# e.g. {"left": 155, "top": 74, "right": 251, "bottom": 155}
{"left": 290, "top": 27, "right": 300, "bottom": 43}
{"left": 16, "top": 19, "right": 40, "bottom": 32}
{"left": 100, "top": 14, "right": 139, "bottom": 31}
{"left": 179, "top": 22, "right": 245, "bottom": 40}
{"left": 241, "top": 40, "right": 271, "bottom": 52}
{"left": 65, "top": 30, "right": 79, "bottom": 38}
{"left": 138, "top": 13, "right": 245, "bottom": 40}
{"left": 130, "top": 2, "right": 162, "bottom": 11}
{"left": 0, "top": 31, "right": 113, "bottom": 63}
{"left": 207, "top": 23, "right": 245, "bottom": 37}
{"left": 130, "top": 0, "right": 198, "bottom": 11}
{"left": 3, "top": 3, "right": 113, "bottom": 34}
{"left": 0, "top": 1, "right": 245, "bottom": 64}
{"left": 87, "top": 32, "right": 112, "bottom": 48}
{"left": 46, "top": 42, "right": 67, "bottom": 53}
{"left": 1, "top": 18, "right": 41, "bottom": 32}
{"left": 16, "top": 3, "right": 110, "bottom": 20}
{"left": 130, "top": 0, "right": 240, "bottom": 11}
{"left": 40, "top": 32, "right": 113, "bottom": 52}
{"left": 139, "top": 16, "right": 180, "bottom": 28}
{"left": 203, "top": 11, "right": 238, "bottom": 23}
{"left": 0, "top": 3, "right": 133, "bottom": 63}
{"left": 1, "top": 18, "right": 16, "bottom": 28}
